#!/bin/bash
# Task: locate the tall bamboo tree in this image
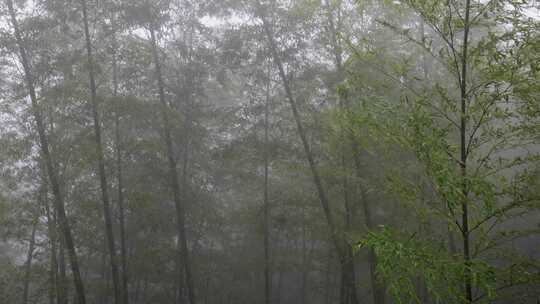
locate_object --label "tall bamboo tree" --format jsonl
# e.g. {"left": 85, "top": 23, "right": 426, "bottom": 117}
{"left": 5, "top": 1, "right": 87, "bottom": 303}
{"left": 80, "top": 0, "right": 122, "bottom": 302}
{"left": 148, "top": 19, "right": 196, "bottom": 304}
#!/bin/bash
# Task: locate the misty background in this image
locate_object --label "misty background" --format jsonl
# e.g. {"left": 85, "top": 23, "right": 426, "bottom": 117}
{"left": 0, "top": 0, "right": 539, "bottom": 304}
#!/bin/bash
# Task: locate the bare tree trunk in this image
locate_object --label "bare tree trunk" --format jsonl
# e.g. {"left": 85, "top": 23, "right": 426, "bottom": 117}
{"left": 256, "top": 4, "right": 358, "bottom": 304}
{"left": 255, "top": 6, "right": 354, "bottom": 301}
{"left": 174, "top": 249, "right": 185, "bottom": 303}
{"left": 22, "top": 218, "right": 38, "bottom": 304}
{"left": 276, "top": 263, "right": 283, "bottom": 304}
{"left": 142, "top": 276, "right": 149, "bottom": 304}
{"left": 111, "top": 12, "right": 130, "bottom": 304}
{"left": 179, "top": 90, "right": 193, "bottom": 304}
{"left": 263, "top": 64, "right": 272, "bottom": 304}
{"left": 100, "top": 242, "right": 111, "bottom": 304}
{"left": 80, "top": 2, "right": 122, "bottom": 303}
{"left": 339, "top": 247, "right": 359, "bottom": 304}
{"left": 341, "top": 158, "right": 352, "bottom": 229}
{"left": 45, "top": 195, "right": 58, "bottom": 304}
{"left": 133, "top": 278, "right": 141, "bottom": 304}
{"left": 274, "top": 228, "right": 284, "bottom": 304}
{"left": 42, "top": 173, "right": 58, "bottom": 304}
{"left": 58, "top": 219, "right": 68, "bottom": 304}
{"left": 115, "top": 46, "right": 130, "bottom": 304}
{"left": 300, "top": 218, "right": 309, "bottom": 304}
{"left": 324, "top": 246, "right": 332, "bottom": 304}
{"left": 148, "top": 23, "right": 196, "bottom": 304}
{"left": 5, "top": 1, "right": 86, "bottom": 303}
{"left": 339, "top": 155, "right": 357, "bottom": 304}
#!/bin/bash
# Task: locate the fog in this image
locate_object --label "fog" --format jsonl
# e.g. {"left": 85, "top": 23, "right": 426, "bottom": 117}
{"left": 0, "top": 0, "right": 539, "bottom": 304}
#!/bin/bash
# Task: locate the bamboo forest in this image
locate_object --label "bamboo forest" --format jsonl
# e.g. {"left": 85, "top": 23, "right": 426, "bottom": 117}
{"left": 0, "top": 0, "right": 539, "bottom": 303}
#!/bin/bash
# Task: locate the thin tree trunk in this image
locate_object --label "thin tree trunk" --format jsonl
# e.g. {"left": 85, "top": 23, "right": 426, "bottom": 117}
{"left": 257, "top": 1, "right": 336, "bottom": 243}
{"left": 22, "top": 218, "right": 38, "bottom": 304}
{"left": 178, "top": 86, "right": 193, "bottom": 304}
{"left": 300, "top": 218, "right": 308, "bottom": 304}
{"left": 174, "top": 249, "right": 185, "bottom": 303}
{"left": 263, "top": 64, "right": 272, "bottom": 304}
{"left": 274, "top": 228, "right": 284, "bottom": 304}
{"left": 324, "top": 246, "right": 332, "bottom": 304}
{"left": 45, "top": 189, "right": 58, "bottom": 304}
{"left": 133, "top": 278, "right": 141, "bottom": 304}
{"left": 111, "top": 12, "right": 130, "bottom": 304}
{"left": 276, "top": 261, "right": 283, "bottom": 304}
{"left": 177, "top": 27, "right": 198, "bottom": 304}
{"left": 5, "top": 1, "right": 86, "bottom": 303}
{"left": 80, "top": 1, "right": 122, "bottom": 303}
{"left": 339, "top": 154, "right": 357, "bottom": 304}
{"left": 339, "top": 247, "right": 358, "bottom": 304}
{"left": 41, "top": 170, "right": 58, "bottom": 304}
{"left": 255, "top": 9, "right": 355, "bottom": 304}
{"left": 459, "top": 0, "right": 473, "bottom": 302}
{"left": 256, "top": 5, "right": 360, "bottom": 304}
{"left": 341, "top": 157, "right": 352, "bottom": 229}
{"left": 148, "top": 23, "right": 196, "bottom": 304}
{"left": 58, "top": 215, "right": 68, "bottom": 304}
{"left": 142, "top": 276, "right": 149, "bottom": 304}
{"left": 101, "top": 241, "right": 111, "bottom": 304}
{"left": 323, "top": 1, "right": 383, "bottom": 302}
{"left": 340, "top": 158, "right": 360, "bottom": 304}
{"left": 339, "top": 262, "right": 346, "bottom": 304}
{"left": 115, "top": 48, "right": 130, "bottom": 304}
